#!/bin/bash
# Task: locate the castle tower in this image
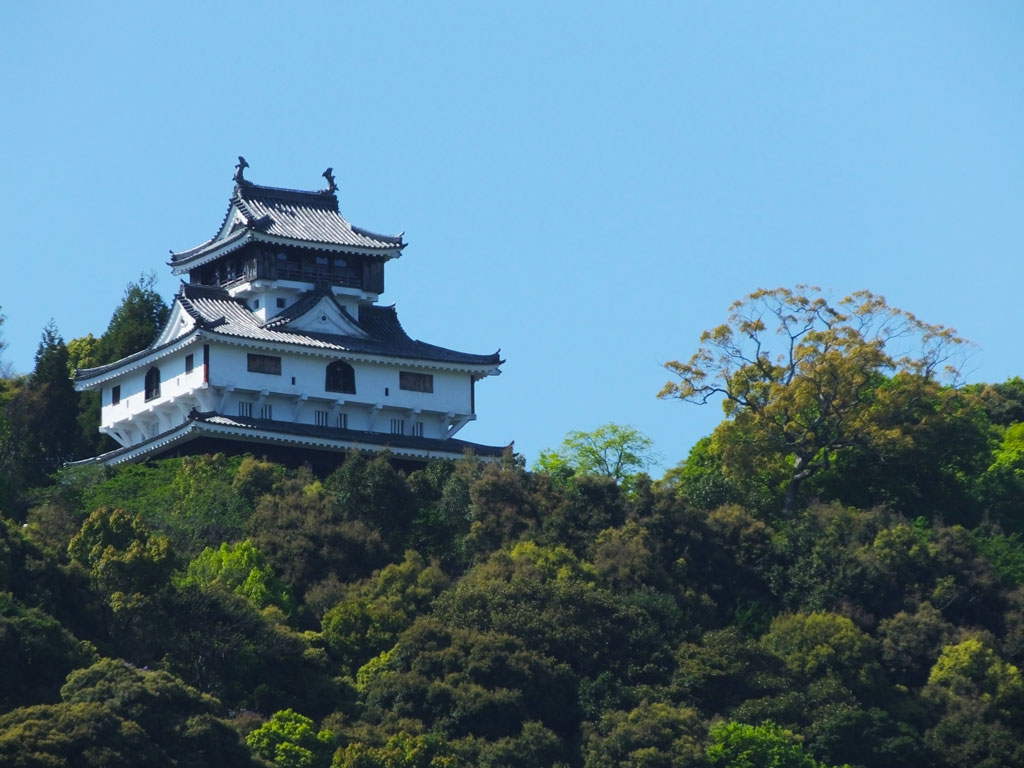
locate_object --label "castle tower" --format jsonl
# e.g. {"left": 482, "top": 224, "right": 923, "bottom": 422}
{"left": 74, "top": 160, "right": 505, "bottom": 466}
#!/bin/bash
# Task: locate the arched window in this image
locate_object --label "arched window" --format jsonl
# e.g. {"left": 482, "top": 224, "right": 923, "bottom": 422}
{"left": 144, "top": 367, "right": 161, "bottom": 401}
{"left": 325, "top": 360, "right": 356, "bottom": 394}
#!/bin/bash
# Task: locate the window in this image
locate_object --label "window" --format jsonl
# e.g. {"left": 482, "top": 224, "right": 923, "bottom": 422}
{"left": 111, "top": 385, "right": 121, "bottom": 405}
{"left": 412, "top": 421, "right": 424, "bottom": 437}
{"left": 144, "top": 367, "right": 161, "bottom": 401}
{"left": 400, "top": 371, "right": 434, "bottom": 393}
{"left": 185, "top": 353, "right": 194, "bottom": 374}
{"left": 238, "top": 401, "right": 253, "bottom": 417}
{"left": 260, "top": 404, "right": 273, "bottom": 420}
{"left": 390, "top": 418, "right": 405, "bottom": 435}
{"left": 276, "top": 298, "right": 286, "bottom": 308}
{"left": 253, "top": 298, "right": 260, "bottom": 309}
{"left": 315, "top": 410, "right": 329, "bottom": 427}
{"left": 247, "top": 354, "right": 282, "bottom": 375}
{"left": 335, "top": 412, "right": 348, "bottom": 429}
{"left": 325, "top": 360, "right": 356, "bottom": 394}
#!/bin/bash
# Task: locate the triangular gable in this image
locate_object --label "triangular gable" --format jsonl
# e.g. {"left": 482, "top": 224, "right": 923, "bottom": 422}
{"left": 151, "top": 298, "right": 197, "bottom": 347}
{"left": 276, "top": 294, "right": 370, "bottom": 338}
{"left": 216, "top": 203, "right": 250, "bottom": 240}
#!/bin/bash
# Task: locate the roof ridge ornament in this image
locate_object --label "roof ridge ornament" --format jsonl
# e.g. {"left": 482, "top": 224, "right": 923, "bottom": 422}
{"left": 233, "top": 156, "right": 252, "bottom": 186}
{"left": 322, "top": 167, "right": 338, "bottom": 195}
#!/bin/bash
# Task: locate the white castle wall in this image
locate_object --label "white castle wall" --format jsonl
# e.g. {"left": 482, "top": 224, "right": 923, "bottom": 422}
{"left": 98, "top": 340, "right": 476, "bottom": 446}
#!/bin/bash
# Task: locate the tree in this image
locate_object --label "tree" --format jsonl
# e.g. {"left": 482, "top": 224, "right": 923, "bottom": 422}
{"left": 704, "top": 720, "right": 845, "bottom": 768}
{"left": 32, "top": 321, "right": 81, "bottom": 472}
{"left": 180, "top": 540, "right": 293, "bottom": 614}
{"left": 535, "top": 423, "right": 657, "bottom": 491}
{"left": 582, "top": 700, "right": 704, "bottom": 768}
{"left": 93, "top": 273, "right": 170, "bottom": 365}
{"left": 660, "top": 286, "right": 967, "bottom": 511}
{"left": 246, "top": 708, "right": 335, "bottom": 768}
{"left": 0, "top": 305, "right": 10, "bottom": 378}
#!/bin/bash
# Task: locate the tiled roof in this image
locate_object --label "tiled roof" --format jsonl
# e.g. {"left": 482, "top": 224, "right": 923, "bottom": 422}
{"left": 76, "top": 284, "right": 502, "bottom": 381}
{"left": 180, "top": 284, "right": 501, "bottom": 366}
{"left": 69, "top": 410, "right": 508, "bottom": 467}
{"left": 170, "top": 181, "right": 404, "bottom": 267}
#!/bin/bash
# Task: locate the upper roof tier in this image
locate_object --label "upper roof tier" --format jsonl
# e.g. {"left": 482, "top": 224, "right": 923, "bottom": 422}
{"left": 169, "top": 162, "right": 405, "bottom": 273}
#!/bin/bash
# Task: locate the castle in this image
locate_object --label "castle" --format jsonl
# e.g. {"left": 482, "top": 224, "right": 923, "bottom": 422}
{"left": 74, "top": 159, "right": 506, "bottom": 467}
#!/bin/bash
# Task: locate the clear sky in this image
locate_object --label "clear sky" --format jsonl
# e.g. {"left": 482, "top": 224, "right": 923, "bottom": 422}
{"left": 2, "top": 3, "right": 1022, "bottom": 473}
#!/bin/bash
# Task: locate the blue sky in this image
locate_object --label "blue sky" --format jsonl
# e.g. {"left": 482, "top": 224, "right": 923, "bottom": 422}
{"left": 2, "top": 3, "right": 1022, "bottom": 472}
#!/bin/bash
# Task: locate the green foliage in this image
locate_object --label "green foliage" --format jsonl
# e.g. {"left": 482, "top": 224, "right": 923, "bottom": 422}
{"left": 247, "top": 708, "right": 335, "bottom": 768}
{"left": 661, "top": 286, "right": 968, "bottom": 511}
{"left": 357, "top": 618, "right": 578, "bottom": 751}
{"left": 759, "top": 612, "right": 884, "bottom": 698}
{"left": 582, "top": 700, "right": 704, "bottom": 768}
{"left": 332, "top": 732, "right": 464, "bottom": 768}
{"left": 181, "top": 539, "right": 293, "bottom": 613}
{"left": 321, "top": 550, "right": 448, "bottom": 675}
{"left": 535, "top": 423, "right": 657, "bottom": 493}
{"left": 705, "top": 720, "right": 845, "bottom": 768}
{"left": 0, "top": 657, "right": 258, "bottom": 767}
{"left": 0, "top": 592, "right": 96, "bottom": 713}
{"left": 92, "top": 272, "right": 170, "bottom": 365}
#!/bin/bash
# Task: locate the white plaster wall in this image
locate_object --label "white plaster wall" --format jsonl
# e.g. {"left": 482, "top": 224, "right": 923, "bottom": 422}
{"left": 97, "top": 341, "right": 480, "bottom": 446}
{"left": 99, "top": 344, "right": 207, "bottom": 429}
{"left": 209, "top": 345, "right": 474, "bottom": 417}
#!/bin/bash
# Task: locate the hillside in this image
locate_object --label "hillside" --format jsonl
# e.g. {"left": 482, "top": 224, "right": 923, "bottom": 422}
{"left": 2, "top": 290, "right": 1024, "bottom": 766}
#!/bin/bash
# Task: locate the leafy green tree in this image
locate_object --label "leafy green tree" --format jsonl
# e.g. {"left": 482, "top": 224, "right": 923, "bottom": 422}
{"left": 582, "top": 700, "right": 704, "bottom": 768}
{"left": 924, "top": 637, "right": 1024, "bottom": 721}
{"left": 323, "top": 452, "right": 417, "bottom": 552}
{"left": 536, "top": 423, "right": 657, "bottom": 492}
{"left": 162, "top": 585, "right": 338, "bottom": 715}
{"left": 247, "top": 708, "right": 335, "bottom": 768}
{"left": 660, "top": 286, "right": 967, "bottom": 511}
{"left": 181, "top": 539, "right": 293, "bottom": 613}
{"left": 759, "top": 612, "right": 885, "bottom": 700}
{"left": 0, "top": 657, "right": 259, "bottom": 767}
{"left": 333, "top": 732, "right": 465, "bottom": 768}
{"left": 93, "top": 272, "right": 170, "bottom": 365}
{"left": 67, "top": 507, "right": 174, "bottom": 655}
{"left": 321, "top": 550, "right": 448, "bottom": 675}
{"left": 357, "top": 618, "right": 578, "bottom": 750}
{"left": 246, "top": 472, "right": 389, "bottom": 596}
{"left": 0, "top": 592, "right": 96, "bottom": 713}
{"left": 704, "top": 720, "right": 846, "bottom": 768}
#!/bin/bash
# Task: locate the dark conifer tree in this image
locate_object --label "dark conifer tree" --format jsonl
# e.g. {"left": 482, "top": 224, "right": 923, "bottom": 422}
{"left": 94, "top": 273, "right": 169, "bottom": 365}
{"left": 31, "top": 321, "right": 80, "bottom": 475}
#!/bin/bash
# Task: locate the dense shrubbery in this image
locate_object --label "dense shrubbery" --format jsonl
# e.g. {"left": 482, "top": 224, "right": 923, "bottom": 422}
{"left": 0, "top": 430, "right": 1022, "bottom": 766}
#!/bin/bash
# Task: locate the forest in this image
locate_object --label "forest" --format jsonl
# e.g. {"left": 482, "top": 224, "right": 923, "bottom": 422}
{"left": 2, "top": 282, "right": 1024, "bottom": 767}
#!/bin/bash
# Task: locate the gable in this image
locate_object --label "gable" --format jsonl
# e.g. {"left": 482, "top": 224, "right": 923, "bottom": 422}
{"left": 277, "top": 295, "right": 369, "bottom": 339}
{"left": 216, "top": 204, "right": 249, "bottom": 240}
{"left": 152, "top": 299, "right": 197, "bottom": 347}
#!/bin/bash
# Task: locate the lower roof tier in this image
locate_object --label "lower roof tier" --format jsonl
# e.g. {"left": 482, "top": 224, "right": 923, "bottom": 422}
{"left": 68, "top": 410, "right": 510, "bottom": 468}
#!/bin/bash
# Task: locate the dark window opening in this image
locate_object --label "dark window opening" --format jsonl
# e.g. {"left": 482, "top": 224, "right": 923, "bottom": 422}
{"left": 276, "top": 298, "right": 286, "bottom": 308}
{"left": 247, "top": 354, "right": 282, "bottom": 375}
{"left": 185, "top": 354, "right": 194, "bottom": 374}
{"left": 144, "top": 367, "right": 161, "bottom": 401}
{"left": 325, "top": 360, "right": 356, "bottom": 394}
{"left": 260, "top": 404, "right": 273, "bottom": 420}
{"left": 111, "top": 385, "right": 121, "bottom": 405}
{"left": 239, "top": 401, "right": 253, "bottom": 417}
{"left": 390, "top": 418, "right": 405, "bottom": 435}
{"left": 400, "top": 371, "right": 434, "bottom": 393}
